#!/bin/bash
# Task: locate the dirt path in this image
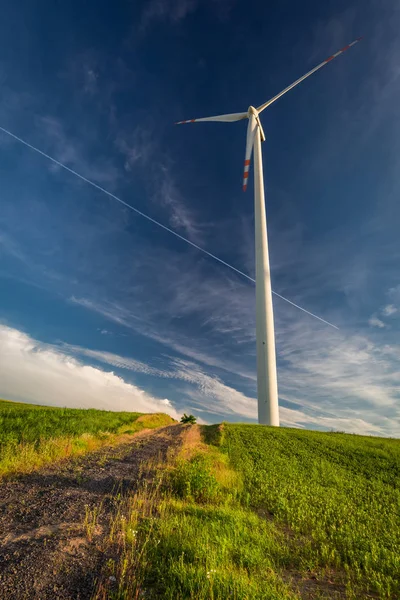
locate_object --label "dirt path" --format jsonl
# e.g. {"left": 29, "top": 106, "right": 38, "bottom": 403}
{"left": 0, "top": 424, "right": 185, "bottom": 599}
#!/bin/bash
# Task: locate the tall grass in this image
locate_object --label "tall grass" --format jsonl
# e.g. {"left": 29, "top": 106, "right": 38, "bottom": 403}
{"left": 93, "top": 428, "right": 296, "bottom": 600}
{"left": 0, "top": 398, "right": 174, "bottom": 477}
{"left": 92, "top": 424, "right": 399, "bottom": 599}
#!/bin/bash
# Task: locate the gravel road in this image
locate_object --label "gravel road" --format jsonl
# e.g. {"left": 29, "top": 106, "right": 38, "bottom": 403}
{"left": 0, "top": 424, "right": 184, "bottom": 599}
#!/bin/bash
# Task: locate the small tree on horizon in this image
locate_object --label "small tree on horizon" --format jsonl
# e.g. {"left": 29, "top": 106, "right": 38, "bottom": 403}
{"left": 180, "top": 413, "right": 197, "bottom": 424}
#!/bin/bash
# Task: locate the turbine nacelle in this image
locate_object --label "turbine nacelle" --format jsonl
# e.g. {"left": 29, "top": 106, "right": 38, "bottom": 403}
{"left": 175, "top": 37, "right": 362, "bottom": 425}
{"left": 248, "top": 106, "right": 266, "bottom": 145}
{"left": 176, "top": 37, "right": 362, "bottom": 191}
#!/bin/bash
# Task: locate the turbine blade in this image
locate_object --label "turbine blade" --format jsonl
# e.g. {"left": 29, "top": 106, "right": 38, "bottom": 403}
{"left": 243, "top": 114, "right": 257, "bottom": 192}
{"left": 176, "top": 112, "right": 247, "bottom": 124}
{"left": 257, "top": 37, "right": 363, "bottom": 114}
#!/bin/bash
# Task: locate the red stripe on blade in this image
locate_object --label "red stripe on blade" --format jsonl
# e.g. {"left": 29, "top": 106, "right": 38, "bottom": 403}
{"left": 244, "top": 159, "right": 250, "bottom": 166}
{"left": 341, "top": 45, "right": 350, "bottom": 52}
{"left": 325, "top": 55, "right": 334, "bottom": 62}
{"left": 243, "top": 172, "right": 249, "bottom": 179}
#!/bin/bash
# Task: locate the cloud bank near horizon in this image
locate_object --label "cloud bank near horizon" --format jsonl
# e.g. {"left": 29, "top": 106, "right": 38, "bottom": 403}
{"left": 1, "top": 324, "right": 398, "bottom": 438}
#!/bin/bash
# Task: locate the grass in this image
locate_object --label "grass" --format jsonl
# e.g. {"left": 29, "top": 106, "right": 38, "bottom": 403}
{"left": 0, "top": 398, "right": 174, "bottom": 477}
{"left": 221, "top": 425, "right": 400, "bottom": 598}
{"left": 92, "top": 424, "right": 400, "bottom": 599}
{"left": 2, "top": 399, "right": 396, "bottom": 597}
{"left": 93, "top": 427, "right": 296, "bottom": 599}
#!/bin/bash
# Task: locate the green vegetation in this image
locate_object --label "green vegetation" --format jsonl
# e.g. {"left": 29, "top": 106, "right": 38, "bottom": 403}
{"left": 2, "top": 400, "right": 396, "bottom": 597}
{"left": 180, "top": 413, "right": 197, "bottom": 424}
{"left": 95, "top": 424, "right": 399, "bottom": 599}
{"left": 0, "top": 398, "right": 174, "bottom": 477}
{"left": 221, "top": 425, "right": 400, "bottom": 598}
{"left": 94, "top": 433, "right": 296, "bottom": 599}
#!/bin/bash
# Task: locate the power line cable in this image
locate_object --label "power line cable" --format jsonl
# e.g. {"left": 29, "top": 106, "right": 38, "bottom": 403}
{"left": 0, "top": 124, "right": 338, "bottom": 330}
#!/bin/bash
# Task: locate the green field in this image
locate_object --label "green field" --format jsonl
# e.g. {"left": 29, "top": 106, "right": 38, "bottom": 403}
{"left": 0, "top": 398, "right": 173, "bottom": 477}
{"left": 100, "top": 423, "right": 400, "bottom": 600}
{"left": 1, "top": 400, "right": 398, "bottom": 598}
{"left": 221, "top": 425, "right": 400, "bottom": 598}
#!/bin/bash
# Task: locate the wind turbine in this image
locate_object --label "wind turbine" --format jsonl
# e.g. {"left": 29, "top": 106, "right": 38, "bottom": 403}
{"left": 176, "top": 38, "right": 362, "bottom": 426}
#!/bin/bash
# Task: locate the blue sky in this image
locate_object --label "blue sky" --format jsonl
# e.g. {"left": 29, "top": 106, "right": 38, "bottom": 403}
{"left": 0, "top": 0, "right": 399, "bottom": 436}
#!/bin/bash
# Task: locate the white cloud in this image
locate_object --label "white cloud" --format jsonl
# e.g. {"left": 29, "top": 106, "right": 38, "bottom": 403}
{"left": 60, "top": 342, "right": 257, "bottom": 418}
{"left": 382, "top": 304, "right": 397, "bottom": 316}
{"left": 1, "top": 316, "right": 398, "bottom": 437}
{"left": 0, "top": 324, "right": 180, "bottom": 419}
{"left": 57, "top": 338, "right": 400, "bottom": 437}
{"left": 369, "top": 316, "right": 386, "bottom": 328}
{"left": 1, "top": 0, "right": 399, "bottom": 442}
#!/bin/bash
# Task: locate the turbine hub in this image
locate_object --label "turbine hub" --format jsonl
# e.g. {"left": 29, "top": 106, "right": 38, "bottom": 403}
{"left": 248, "top": 106, "right": 258, "bottom": 117}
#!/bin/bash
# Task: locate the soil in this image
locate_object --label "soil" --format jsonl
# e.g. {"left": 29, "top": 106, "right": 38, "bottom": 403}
{"left": 0, "top": 424, "right": 185, "bottom": 599}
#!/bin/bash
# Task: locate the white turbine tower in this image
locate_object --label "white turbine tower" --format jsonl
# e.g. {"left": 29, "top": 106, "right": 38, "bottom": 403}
{"left": 176, "top": 38, "right": 362, "bottom": 426}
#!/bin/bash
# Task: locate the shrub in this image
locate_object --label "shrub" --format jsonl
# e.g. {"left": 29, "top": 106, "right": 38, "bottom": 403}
{"left": 180, "top": 413, "right": 197, "bottom": 424}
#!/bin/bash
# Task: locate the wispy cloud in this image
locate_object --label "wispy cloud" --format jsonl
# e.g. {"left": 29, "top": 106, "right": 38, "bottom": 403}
{"left": 115, "top": 124, "right": 204, "bottom": 242}
{"left": 139, "top": 0, "right": 235, "bottom": 31}
{"left": 369, "top": 316, "right": 385, "bottom": 329}
{"left": 57, "top": 336, "right": 400, "bottom": 436}
{"left": 140, "top": 0, "right": 198, "bottom": 31}
{"left": 388, "top": 285, "right": 400, "bottom": 304}
{"left": 69, "top": 278, "right": 400, "bottom": 437}
{"left": 276, "top": 313, "right": 400, "bottom": 436}
{"left": 58, "top": 342, "right": 255, "bottom": 418}
{"left": 59, "top": 50, "right": 101, "bottom": 96}
{"left": 70, "top": 297, "right": 139, "bottom": 329}
{"left": 369, "top": 287, "right": 400, "bottom": 327}
{"left": 278, "top": 406, "right": 386, "bottom": 436}
{"left": 1, "top": 4, "right": 399, "bottom": 439}
{"left": 3, "top": 155, "right": 399, "bottom": 438}
{"left": 156, "top": 164, "right": 205, "bottom": 242}
{"left": 382, "top": 305, "right": 397, "bottom": 317}
{"left": 38, "top": 116, "right": 120, "bottom": 186}
{"left": 0, "top": 232, "right": 27, "bottom": 262}
{"left": 115, "top": 124, "right": 156, "bottom": 171}
{"left": 61, "top": 343, "right": 161, "bottom": 376}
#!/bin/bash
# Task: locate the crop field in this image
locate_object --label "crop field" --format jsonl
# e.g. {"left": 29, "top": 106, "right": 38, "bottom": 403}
{"left": 220, "top": 425, "right": 400, "bottom": 598}
{"left": 97, "top": 424, "right": 400, "bottom": 599}
{"left": 0, "top": 398, "right": 173, "bottom": 477}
